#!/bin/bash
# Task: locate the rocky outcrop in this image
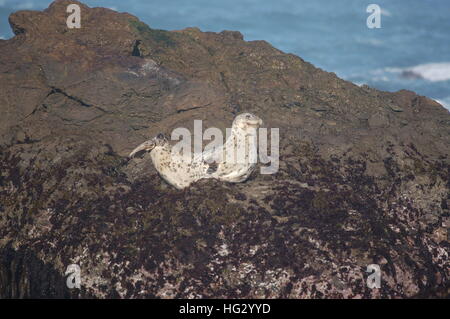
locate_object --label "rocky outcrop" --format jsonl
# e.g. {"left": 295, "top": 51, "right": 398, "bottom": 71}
{"left": 0, "top": 0, "right": 448, "bottom": 298}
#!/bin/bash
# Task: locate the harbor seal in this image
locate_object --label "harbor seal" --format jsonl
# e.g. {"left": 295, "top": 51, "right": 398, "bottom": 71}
{"left": 129, "top": 113, "right": 263, "bottom": 189}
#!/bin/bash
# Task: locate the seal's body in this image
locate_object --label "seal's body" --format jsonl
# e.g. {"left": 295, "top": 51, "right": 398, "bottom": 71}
{"left": 149, "top": 138, "right": 210, "bottom": 189}
{"left": 129, "top": 113, "right": 262, "bottom": 189}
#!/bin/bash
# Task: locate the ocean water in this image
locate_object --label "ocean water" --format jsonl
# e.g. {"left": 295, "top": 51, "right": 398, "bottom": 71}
{"left": 1, "top": 0, "right": 449, "bottom": 110}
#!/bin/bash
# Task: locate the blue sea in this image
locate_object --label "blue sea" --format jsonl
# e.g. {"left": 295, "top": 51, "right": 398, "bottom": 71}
{"left": 1, "top": 0, "right": 449, "bottom": 110}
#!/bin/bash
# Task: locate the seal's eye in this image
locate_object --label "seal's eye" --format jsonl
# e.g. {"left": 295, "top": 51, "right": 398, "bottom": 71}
{"left": 246, "top": 114, "right": 251, "bottom": 119}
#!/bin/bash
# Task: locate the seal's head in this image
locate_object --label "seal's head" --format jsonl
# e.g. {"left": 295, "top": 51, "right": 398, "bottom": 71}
{"left": 232, "top": 113, "right": 263, "bottom": 131}
{"left": 129, "top": 133, "right": 169, "bottom": 158}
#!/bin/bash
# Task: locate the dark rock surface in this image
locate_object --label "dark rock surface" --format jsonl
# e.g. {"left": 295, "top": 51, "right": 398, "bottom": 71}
{"left": 0, "top": 0, "right": 449, "bottom": 298}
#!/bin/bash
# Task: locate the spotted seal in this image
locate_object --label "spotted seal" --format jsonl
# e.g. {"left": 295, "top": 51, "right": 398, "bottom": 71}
{"left": 129, "top": 113, "right": 263, "bottom": 189}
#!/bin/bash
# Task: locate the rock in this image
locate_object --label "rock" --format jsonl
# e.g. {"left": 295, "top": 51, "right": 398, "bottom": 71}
{"left": 0, "top": 0, "right": 449, "bottom": 298}
{"left": 368, "top": 112, "right": 389, "bottom": 128}
{"left": 311, "top": 105, "right": 330, "bottom": 112}
{"left": 400, "top": 70, "right": 423, "bottom": 80}
{"left": 388, "top": 105, "right": 403, "bottom": 112}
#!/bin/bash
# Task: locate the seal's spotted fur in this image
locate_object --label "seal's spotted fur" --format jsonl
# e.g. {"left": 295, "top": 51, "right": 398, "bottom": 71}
{"left": 129, "top": 113, "right": 263, "bottom": 189}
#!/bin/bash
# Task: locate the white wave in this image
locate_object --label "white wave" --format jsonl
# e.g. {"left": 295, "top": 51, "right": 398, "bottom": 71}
{"left": 408, "top": 63, "right": 450, "bottom": 82}
{"left": 385, "top": 63, "right": 450, "bottom": 82}
{"left": 434, "top": 97, "right": 450, "bottom": 111}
